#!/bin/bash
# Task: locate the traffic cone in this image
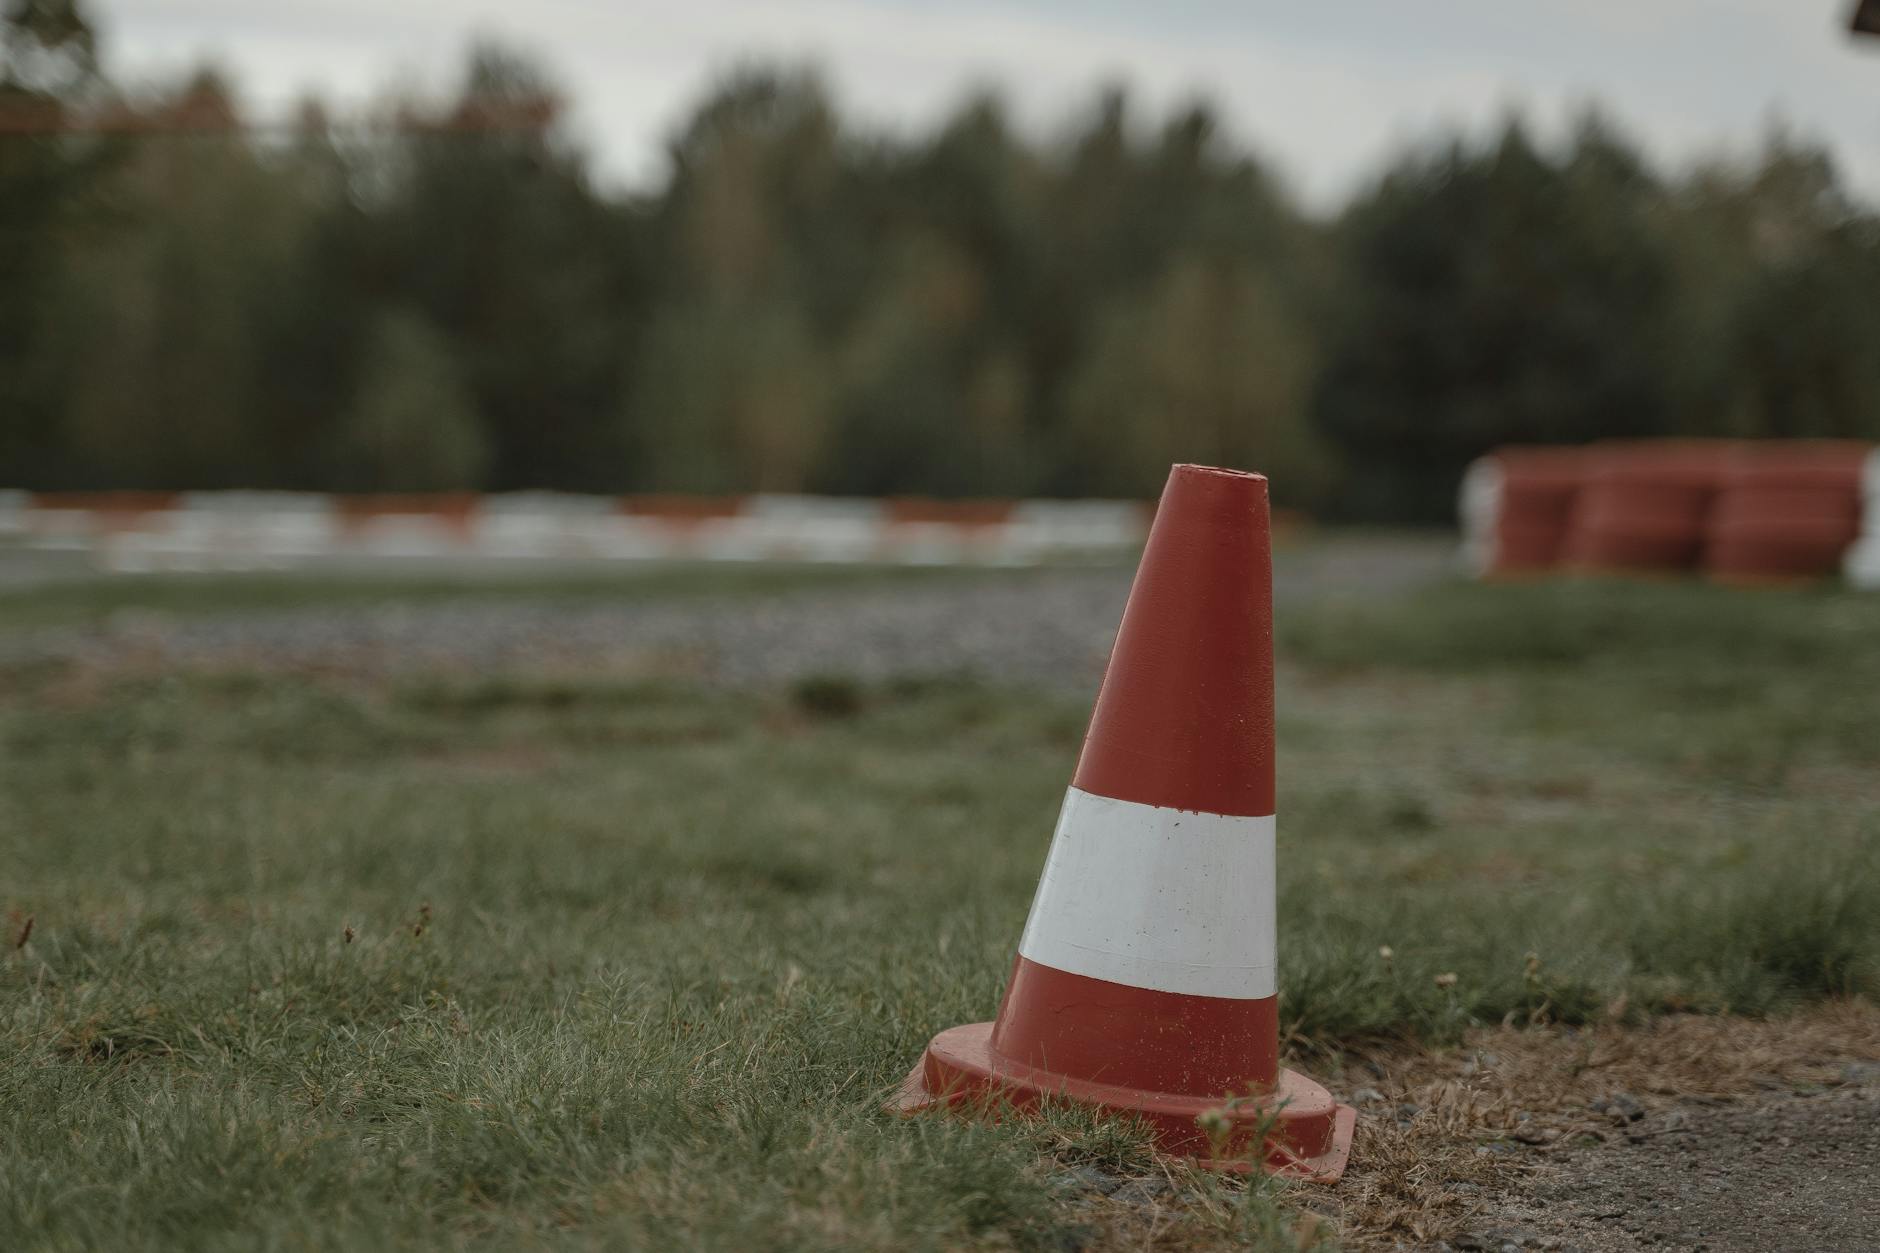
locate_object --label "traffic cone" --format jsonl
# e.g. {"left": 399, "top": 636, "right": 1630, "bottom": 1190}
{"left": 892, "top": 464, "right": 1355, "bottom": 1182}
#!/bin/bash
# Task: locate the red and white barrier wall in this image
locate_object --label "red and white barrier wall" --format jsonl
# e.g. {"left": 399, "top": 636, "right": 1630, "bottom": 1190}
{"left": 1459, "top": 441, "right": 1880, "bottom": 586}
{"left": 0, "top": 491, "right": 1155, "bottom": 572}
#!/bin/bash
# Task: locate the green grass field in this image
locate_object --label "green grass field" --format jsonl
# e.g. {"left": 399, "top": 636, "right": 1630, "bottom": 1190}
{"left": 3, "top": 572, "right": 1877, "bottom": 1250}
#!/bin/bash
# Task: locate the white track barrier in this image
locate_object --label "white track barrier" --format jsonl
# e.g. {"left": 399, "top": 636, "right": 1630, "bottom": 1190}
{"left": 1846, "top": 450, "right": 1880, "bottom": 589}
{"left": 0, "top": 490, "right": 27, "bottom": 539}
{"left": 1455, "top": 456, "right": 1502, "bottom": 577}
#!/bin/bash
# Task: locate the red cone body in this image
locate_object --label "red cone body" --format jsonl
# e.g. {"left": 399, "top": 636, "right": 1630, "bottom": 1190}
{"left": 892, "top": 464, "right": 1355, "bottom": 1181}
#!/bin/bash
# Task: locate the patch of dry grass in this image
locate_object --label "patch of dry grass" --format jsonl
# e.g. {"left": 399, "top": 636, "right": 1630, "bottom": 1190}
{"left": 1320, "top": 1000, "right": 1880, "bottom": 1249}
{"left": 911, "top": 1005, "right": 1879, "bottom": 1252}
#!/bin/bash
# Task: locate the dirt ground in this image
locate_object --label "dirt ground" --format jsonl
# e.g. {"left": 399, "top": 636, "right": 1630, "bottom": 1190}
{"left": 1483, "top": 1086, "right": 1879, "bottom": 1252}
{"left": 1324, "top": 1005, "right": 1880, "bottom": 1252}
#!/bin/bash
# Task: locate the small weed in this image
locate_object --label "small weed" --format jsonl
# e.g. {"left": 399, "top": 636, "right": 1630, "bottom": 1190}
{"left": 790, "top": 673, "right": 867, "bottom": 719}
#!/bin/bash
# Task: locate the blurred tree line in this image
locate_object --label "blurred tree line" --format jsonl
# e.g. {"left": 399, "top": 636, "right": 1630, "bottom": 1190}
{"left": 5, "top": 2, "right": 1880, "bottom": 519}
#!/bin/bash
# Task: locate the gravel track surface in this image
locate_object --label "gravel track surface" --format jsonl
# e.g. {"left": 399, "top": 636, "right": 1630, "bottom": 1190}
{"left": 1474, "top": 1085, "right": 1880, "bottom": 1253}
{"left": 0, "top": 538, "right": 1453, "bottom": 685}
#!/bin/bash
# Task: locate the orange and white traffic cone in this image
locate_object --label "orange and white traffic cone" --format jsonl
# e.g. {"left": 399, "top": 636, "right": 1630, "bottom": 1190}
{"left": 892, "top": 463, "right": 1355, "bottom": 1181}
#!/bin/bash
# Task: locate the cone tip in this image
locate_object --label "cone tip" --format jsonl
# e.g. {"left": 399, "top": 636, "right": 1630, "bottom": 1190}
{"left": 1170, "top": 463, "right": 1267, "bottom": 485}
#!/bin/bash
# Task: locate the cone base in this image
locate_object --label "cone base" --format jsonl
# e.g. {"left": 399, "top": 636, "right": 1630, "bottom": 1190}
{"left": 891, "top": 1021, "right": 1355, "bottom": 1183}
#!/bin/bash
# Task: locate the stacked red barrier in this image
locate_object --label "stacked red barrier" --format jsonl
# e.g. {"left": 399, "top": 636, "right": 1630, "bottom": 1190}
{"left": 1462, "top": 440, "right": 1874, "bottom": 583}
{"left": 1561, "top": 441, "right": 1738, "bottom": 575}
{"left": 1480, "top": 447, "right": 1590, "bottom": 575}
{"left": 1703, "top": 443, "right": 1868, "bottom": 583}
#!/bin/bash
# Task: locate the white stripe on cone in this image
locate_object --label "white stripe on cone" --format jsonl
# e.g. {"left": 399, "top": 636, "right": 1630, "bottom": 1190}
{"left": 1016, "top": 787, "right": 1277, "bottom": 1000}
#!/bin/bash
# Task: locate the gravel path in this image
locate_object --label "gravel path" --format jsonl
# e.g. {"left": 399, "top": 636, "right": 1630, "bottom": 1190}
{"left": 3, "top": 569, "right": 1131, "bottom": 687}
{"left": 0, "top": 538, "right": 1454, "bottom": 686}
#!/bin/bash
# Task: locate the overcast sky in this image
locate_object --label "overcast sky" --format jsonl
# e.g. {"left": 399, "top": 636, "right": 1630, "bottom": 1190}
{"left": 99, "top": 0, "right": 1880, "bottom": 211}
